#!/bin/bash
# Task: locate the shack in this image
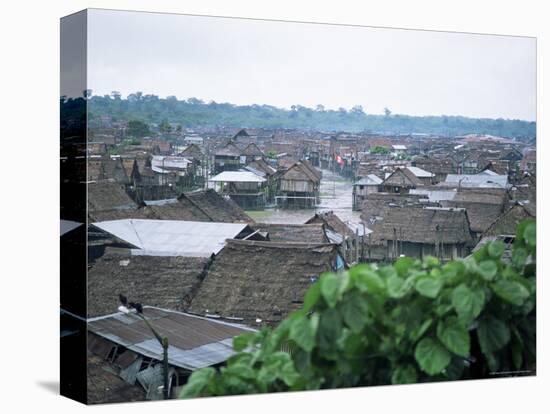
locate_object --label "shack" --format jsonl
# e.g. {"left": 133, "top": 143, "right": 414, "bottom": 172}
{"left": 352, "top": 174, "right": 383, "bottom": 210}
{"left": 209, "top": 170, "right": 267, "bottom": 210}
{"left": 277, "top": 160, "right": 321, "bottom": 208}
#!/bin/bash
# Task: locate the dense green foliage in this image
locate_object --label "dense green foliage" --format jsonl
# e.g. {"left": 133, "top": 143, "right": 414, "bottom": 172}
{"left": 87, "top": 94, "right": 535, "bottom": 138}
{"left": 180, "top": 220, "right": 536, "bottom": 398}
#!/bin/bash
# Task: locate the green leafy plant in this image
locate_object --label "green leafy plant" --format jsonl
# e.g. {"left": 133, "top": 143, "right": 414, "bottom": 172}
{"left": 181, "top": 220, "right": 536, "bottom": 398}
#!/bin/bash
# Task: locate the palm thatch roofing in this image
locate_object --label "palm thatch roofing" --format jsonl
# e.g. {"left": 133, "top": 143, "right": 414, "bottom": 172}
{"left": 360, "top": 192, "right": 433, "bottom": 223}
{"left": 249, "top": 223, "right": 328, "bottom": 243}
{"left": 180, "top": 143, "right": 203, "bottom": 159}
{"left": 383, "top": 167, "right": 423, "bottom": 187}
{"left": 305, "top": 211, "right": 355, "bottom": 238}
{"left": 188, "top": 239, "right": 339, "bottom": 325}
{"left": 375, "top": 206, "right": 473, "bottom": 245}
{"left": 88, "top": 181, "right": 143, "bottom": 222}
{"left": 241, "top": 143, "right": 264, "bottom": 157}
{"left": 483, "top": 203, "right": 535, "bottom": 237}
{"left": 87, "top": 248, "right": 210, "bottom": 318}
{"left": 281, "top": 161, "right": 321, "bottom": 184}
{"left": 144, "top": 190, "right": 254, "bottom": 223}
{"left": 438, "top": 188, "right": 506, "bottom": 234}
{"left": 215, "top": 142, "right": 241, "bottom": 157}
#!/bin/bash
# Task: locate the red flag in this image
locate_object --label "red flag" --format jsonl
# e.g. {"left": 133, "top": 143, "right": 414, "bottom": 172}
{"left": 335, "top": 154, "right": 345, "bottom": 165}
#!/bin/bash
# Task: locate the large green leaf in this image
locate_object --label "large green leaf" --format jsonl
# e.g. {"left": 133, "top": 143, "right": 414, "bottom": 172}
{"left": 317, "top": 308, "right": 343, "bottom": 356}
{"left": 414, "top": 337, "right": 451, "bottom": 375}
{"left": 415, "top": 276, "right": 443, "bottom": 298}
{"left": 233, "top": 332, "right": 257, "bottom": 352}
{"left": 387, "top": 275, "right": 413, "bottom": 299}
{"left": 451, "top": 284, "right": 485, "bottom": 322}
{"left": 477, "top": 317, "right": 511, "bottom": 356}
{"left": 436, "top": 317, "right": 470, "bottom": 357}
{"left": 394, "top": 256, "right": 415, "bottom": 277}
{"left": 487, "top": 241, "right": 505, "bottom": 259}
{"left": 339, "top": 291, "right": 369, "bottom": 333}
{"left": 477, "top": 260, "right": 498, "bottom": 281}
{"left": 391, "top": 364, "right": 418, "bottom": 384}
{"left": 289, "top": 314, "right": 317, "bottom": 352}
{"left": 523, "top": 221, "right": 536, "bottom": 247}
{"left": 352, "top": 267, "right": 385, "bottom": 294}
{"left": 180, "top": 367, "right": 216, "bottom": 398}
{"left": 491, "top": 279, "right": 530, "bottom": 306}
{"left": 303, "top": 281, "right": 321, "bottom": 312}
{"left": 320, "top": 273, "right": 340, "bottom": 308}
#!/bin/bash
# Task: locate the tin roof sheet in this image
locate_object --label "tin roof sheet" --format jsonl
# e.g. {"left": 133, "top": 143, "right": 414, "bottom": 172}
{"left": 92, "top": 219, "right": 249, "bottom": 256}
{"left": 88, "top": 307, "right": 255, "bottom": 371}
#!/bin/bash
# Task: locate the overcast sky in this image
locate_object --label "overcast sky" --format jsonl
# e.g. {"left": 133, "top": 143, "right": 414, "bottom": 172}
{"left": 87, "top": 9, "right": 536, "bottom": 121}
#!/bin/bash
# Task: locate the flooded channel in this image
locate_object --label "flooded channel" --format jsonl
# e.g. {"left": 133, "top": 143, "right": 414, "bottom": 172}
{"left": 246, "top": 169, "right": 361, "bottom": 225}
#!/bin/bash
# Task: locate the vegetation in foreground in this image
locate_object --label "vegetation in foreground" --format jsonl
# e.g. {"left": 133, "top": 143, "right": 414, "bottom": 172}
{"left": 181, "top": 220, "right": 536, "bottom": 398}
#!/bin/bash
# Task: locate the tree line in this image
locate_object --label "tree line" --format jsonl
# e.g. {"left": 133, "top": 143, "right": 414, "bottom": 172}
{"left": 86, "top": 93, "right": 536, "bottom": 138}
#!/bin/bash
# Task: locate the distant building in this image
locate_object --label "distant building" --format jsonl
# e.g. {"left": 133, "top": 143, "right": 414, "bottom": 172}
{"left": 352, "top": 174, "right": 383, "bottom": 210}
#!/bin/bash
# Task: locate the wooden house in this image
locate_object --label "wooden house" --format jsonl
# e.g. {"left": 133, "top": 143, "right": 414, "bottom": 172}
{"left": 277, "top": 160, "right": 322, "bottom": 208}
{"left": 209, "top": 171, "right": 267, "bottom": 210}
{"left": 352, "top": 174, "right": 383, "bottom": 210}
{"left": 373, "top": 206, "right": 474, "bottom": 261}
{"left": 213, "top": 142, "right": 243, "bottom": 174}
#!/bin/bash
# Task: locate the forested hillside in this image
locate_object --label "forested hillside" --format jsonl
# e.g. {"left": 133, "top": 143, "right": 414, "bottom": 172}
{"left": 87, "top": 93, "right": 536, "bottom": 138}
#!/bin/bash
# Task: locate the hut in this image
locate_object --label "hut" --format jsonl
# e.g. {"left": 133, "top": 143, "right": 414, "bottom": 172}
{"left": 373, "top": 206, "right": 474, "bottom": 261}
{"left": 209, "top": 170, "right": 267, "bottom": 210}
{"left": 352, "top": 174, "right": 383, "bottom": 210}
{"left": 381, "top": 167, "right": 424, "bottom": 194}
{"left": 213, "top": 142, "right": 243, "bottom": 174}
{"left": 277, "top": 160, "right": 322, "bottom": 208}
{"left": 188, "top": 239, "right": 341, "bottom": 326}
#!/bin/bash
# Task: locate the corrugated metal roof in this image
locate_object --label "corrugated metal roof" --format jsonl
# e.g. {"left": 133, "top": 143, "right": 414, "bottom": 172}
{"left": 410, "top": 189, "right": 457, "bottom": 202}
{"left": 407, "top": 166, "right": 434, "bottom": 178}
{"left": 210, "top": 171, "right": 266, "bottom": 183}
{"left": 354, "top": 174, "right": 383, "bottom": 186}
{"left": 88, "top": 307, "right": 255, "bottom": 371}
{"left": 445, "top": 173, "right": 508, "bottom": 188}
{"left": 92, "top": 219, "right": 249, "bottom": 256}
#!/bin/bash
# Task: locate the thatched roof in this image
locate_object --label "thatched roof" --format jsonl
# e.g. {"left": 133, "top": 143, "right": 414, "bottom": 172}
{"left": 305, "top": 211, "right": 354, "bottom": 238}
{"left": 249, "top": 223, "right": 328, "bottom": 243}
{"left": 360, "top": 192, "right": 433, "bottom": 223}
{"left": 87, "top": 248, "right": 210, "bottom": 317}
{"left": 88, "top": 181, "right": 142, "bottom": 222}
{"left": 241, "top": 143, "right": 264, "bottom": 156}
{"left": 383, "top": 167, "right": 423, "bottom": 187}
{"left": 440, "top": 201, "right": 504, "bottom": 234}
{"left": 483, "top": 203, "right": 535, "bottom": 237}
{"left": 188, "top": 240, "right": 339, "bottom": 325}
{"left": 281, "top": 161, "right": 321, "bottom": 183}
{"left": 145, "top": 190, "right": 254, "bottom": 223}
{"left": 376, "top": 206, "right": 473, "bottom": 244}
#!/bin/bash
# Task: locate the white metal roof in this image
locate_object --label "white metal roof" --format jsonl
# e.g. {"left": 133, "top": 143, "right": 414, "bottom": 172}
{"left": 410, "top": 189, "right": 457, "bottom": 202}
{"left": 210, "top": 171, "right": 266, "bottom": 183}
{"left": 92, "top": 219, "right": 249, "bottom": 257}
{"left": 151, "top": 156, "right": 192, "bottom": 173}
{"left": 407, "top": 166, "right": 435, "bottom": 178}
{"left": 392, "top": 144, "right": 407, "bottom": 150}
{"left": 445, "top": 173, "right": 508, "bottom": 188}
{"left": 354, "top": 174, "right": 383, "bottom": 186}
